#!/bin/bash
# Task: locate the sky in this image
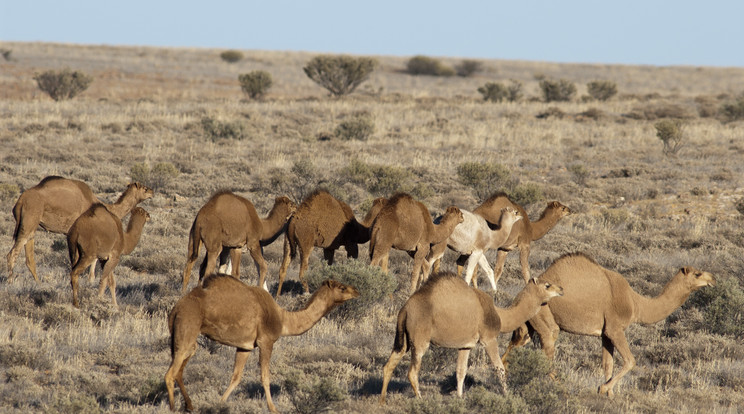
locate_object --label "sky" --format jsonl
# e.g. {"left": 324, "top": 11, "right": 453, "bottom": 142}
{"left": 2, "top": 0, "right": 743, "bottom": 67}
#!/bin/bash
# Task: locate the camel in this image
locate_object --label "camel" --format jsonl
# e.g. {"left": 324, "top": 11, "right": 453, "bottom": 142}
{"left": 502, "top": 253, "right": 715, "bottom": 396}
{"left": 67, "top": 205, "right": 150, "bottom": 308}
{"left": 277, "top": 191, "right": 386, "bottom": 296}
{"left": 436, "top": 193, "right": 571, "bottom": 284}
{"left": 379, "top": 272, "right": 563, "bottom": 403}
{"left": 425, "top": 207, "right": 523, "bottom": 290}
{"left": 181, "top": 192, "right": 297, "bottom": 293}
{"left": 165, "top": 274, "right": 360, "bottom": 413}
{"left": 7, "top": 176, "right": 153, "bottom": 282}
{"left": 369, "top": 193, "right": 464, "bottom": 293}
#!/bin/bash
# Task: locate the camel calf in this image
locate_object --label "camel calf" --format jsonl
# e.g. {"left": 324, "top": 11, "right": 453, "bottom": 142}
{"left": 166, "top": 274, "right": 359, "bottom": 413}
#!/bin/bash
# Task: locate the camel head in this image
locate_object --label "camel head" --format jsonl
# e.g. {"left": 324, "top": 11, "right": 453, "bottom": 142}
{"left": 320, "top": 279, "right": 361, "bottom": 304}
{"left": 679, "top": 267, "right": 715, "bottom": 290}
{"left": 274, "top": 196, "right": 298, "bottom": 220}
{"left": 127, "top": 182, "right": 154, "bottom": 202}
{"left": 527, "top": 277, "right": 563, "bottom": 305}
{"left": 444, "top": 206, "right": 465, "bottom": 224}
{"left": 131, "top": 207, "right": 151, "bottom": 222}
{"left": 546, "top": 201, "right": 572, "bottom": 218}
{"left": 500, "top": 207, "right": 523, "bottom": 225}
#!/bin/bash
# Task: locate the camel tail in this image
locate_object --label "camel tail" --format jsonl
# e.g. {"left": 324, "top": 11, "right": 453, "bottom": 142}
{"left": 393, "top": 307, "right": 409, "bottom": 353}
{"left": 287, "top": 219, "right": 298, "bottom": 259}
{"left": 10, "top": 198, "right": 23, "bottom": 241}
{"left": 186, "top": 219, "right": 201, "bottom": 262}
{"left": 369, "top": 225, "right": 379, "bottom": 261}
{"left": 168, "top": 307, "right": 178, "bottom": 358}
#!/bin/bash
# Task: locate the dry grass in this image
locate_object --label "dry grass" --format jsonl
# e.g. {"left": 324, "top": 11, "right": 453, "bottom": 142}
{"left": 1, "top": 41, "right": 743, "bottom": 412}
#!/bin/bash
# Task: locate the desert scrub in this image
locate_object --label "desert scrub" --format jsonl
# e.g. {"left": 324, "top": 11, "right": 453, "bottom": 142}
{"left": 720, "top": 95, "right": 744, "bottom": 122}
{"left": 334, "top": 114, "right": 375, "bottom": 140}
{"left": 688, "top": 277, "right": 744, "bottom": 338}
{"left": 284, "top": 371, "right": 347, "bottom": 414}
{"left": 586, "top": 80, "right": 618, "bottom": 101}
{"left": 477, "top": 82, "right": 509, "bottom": 102}
{"left": 0, "top": 182, "right": 20, "bottom": 203}
{"left": 219, "top": 49, "right": 244, "bottom": 63}
{"left": 269, "top": 159, "right": 318, "bottom": 204}
{"left": 305, "top": 259, "right": 397, "bottom": 321}
{"left": 466, "top": 386, "right": 527, "bottom": 413}
{"left": 539, "top": 78, "right": 576, "bottom": 102}
{"left": 456, "top": 161, "right": 510, "bottom": 200}
{"left": 455, "top": 59, "right": 482, "bottom": 77}
{"left": 406, "top": 55, "right": 455, "bottom": 76}
{"left": 200, "top": 116, "right": 246, "bottom": 141}
{"left": 341, "top": 159, "right": 413, "bottom": 197}
{"left": 238, "top": 70, "right": 272, "bottom": 99}
{"left": 508, "top": 183, "right": 544, "bottom": 206}
{"left": 568, "top": 163, "right": 589, "bottom": 186}
{"left": 130, "top": 162, "right": 179, "bottom": 191}
{"left": 654, "top": 119, "right": 685, "bottom": 155}
{"left": 34, "top": 68, "right": 93, "bottom": 101}
{"left": 303, "top": 55, "right": 377, "bottom": 96}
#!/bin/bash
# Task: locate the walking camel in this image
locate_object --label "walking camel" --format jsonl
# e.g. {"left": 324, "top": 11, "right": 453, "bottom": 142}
{"left": 502, "top": 253, "right": 715, "bottom": 396}
{"left": 165, "top": 274, "right": 360, "bottom": 413}
{"left": 425, "top": 207, "right": 522, "bottom": 290}
{"left": 277, "top": 190, "right": 385, "bottom": 296}
{"left": 379, "top": 272, "right": 563, "bottom": 402}
{"left": 369, "top": 193, "right": 463, "bottom": 293}
{"left": 181, "top": 192, "right": 296, "bottom": 293}
{"left": 7, "top": 176, "right": 153, "bottom": 282}
{"left": 67, "top": 205, "right": 150, "bottom": 308}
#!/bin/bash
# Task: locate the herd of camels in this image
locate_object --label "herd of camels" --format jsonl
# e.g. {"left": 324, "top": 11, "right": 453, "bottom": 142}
{"left": 5, "top": 176, "right": 715, "bottom": 412}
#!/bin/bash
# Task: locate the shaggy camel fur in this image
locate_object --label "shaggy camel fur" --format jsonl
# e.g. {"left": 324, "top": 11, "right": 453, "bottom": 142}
{"left": 7, "top": 176, "right": 153, "bottom": 282}
{"left": 369, "top": 193, "right": 463, "bottom": 292}
{"left": 453, "top": 193, "right": 571, "bottom": 284}
{"left": 379, "top": 273, "right": 563, "bottom": 402}
{"left": 425, "top": 207, "right": 522, "bottom": 290}
{"left": 67, "top": 205, "right": 150, "bottom": 308}
{"left": 277, "top": 191, "right": 385, "bottom": 296}
{"left": 181, "top": 192, "right": 296, "bottom": 293}
{"left": 503, "top": 253, "right": 715, "bottom": 396}
{"left": 165, "top": 274, "right": 359, "bottom": 413}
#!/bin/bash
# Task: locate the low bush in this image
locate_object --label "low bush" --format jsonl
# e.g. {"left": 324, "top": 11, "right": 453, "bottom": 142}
{"left": 466, "top": 386, "right": 527, "bottom": 413}
{"left": 34, "top": 68, "right": 93, "bottom": 101}
{"left": 504, "top": 347, "right": 552, "bottom": 389}
{"left": 457, "top": 161, "right": 510, "bottom": 200}
{"left": 455, "top": 59, "right": 482, "bottom": 77}
{"left": 130, "top": 162, "right": 179, "bottom": 191}
{"left": 238, "top": 71, "right": 272, "bottom": 99}
{"left": 335, "top": 114, "right": 375, "bottom": 140}
{"left": 269, "top": 159, "right": 318, "bottom": 204}
{"left": 568, "top": 164, "right": 589, "bottom": 186}
{"left": 720, "top": 96, "right": 744, "bottom": 122}
{"left": 654, "top": 119, "right": 685, "bottom": 155}
{"left": 303, "top": 55, "right": 377, "bottom": 96}
{"left": 200, "top": 116, "right": 246, "bottom": 141}
{"left": 508, "top": 183, "right": 544, "bottom": 207}
{"left": 586, "top": 80, "right": 618, "bottom": 101}
{"left": 477, "top": 82, "right": 509, "bottom": 102}
{"left": 406, "top": 55, "right": 454, "bottom": 77}
{"left": 284, "top": 371, "right": 347, "bottom": 414}
{"left": 219, "top": 50, "right": 244, "bottom": 63}
{"left": 539, "top": 79, "right": 576, "bottom": 102}
{"left": 690, "top": 277, "right": 744, "bottom": 338}
{"left": 0, "top": 183, "right": 20, "bottom": 202}
{"left": 304, "top": 260, "right": 397, "bottom": 321}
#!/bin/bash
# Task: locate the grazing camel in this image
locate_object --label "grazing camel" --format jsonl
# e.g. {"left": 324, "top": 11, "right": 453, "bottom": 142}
{"left": 369, "top": 193, "right": 463, "bottom": 293}
{"left": 379, "top": 272, "right": 563, "bottom": 403}
{"left": 165, "top": 274, "right": 360, "bottom": 413}
{"left": 277, "top": 191, "right": 386, "bottom": 296}
{"left": 425, "top": 207, "right": 522, "bottom": 291}
{"left": 503, "top": 253, "right": 715, "bottom": 396}
{"left": 7, "top": 176, "right": 153, "bottom": 282}
{"left": 442, "top": 193, "right": 571, "bottom": 284}
{"left": 181, "top": 192, "right": 296, "bottom": 293}
{"left": 67, "top": 205, "right": 150, "bottom": 308}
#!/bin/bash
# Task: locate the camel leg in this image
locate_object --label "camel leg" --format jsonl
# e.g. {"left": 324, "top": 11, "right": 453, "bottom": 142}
{"left": 323, "top": 247, "right": 335, "bottom": 265}
{"left": 200, "top": 248, "right": 220, "bottom": 282}
{"left": 380, "top": 346, "right": 407, "bottom": 404}
{"left": 276, "top": 236, "right": 292, "bottom": 297}
{"left": 166, "top": 326, "right": 199, "bottom": 411}
{"left": 476, "top": 254, "right": 497, "bottom": 291}
{"left": 427, "top": 242, "right": 446, "bottom": 275}
{"left": 598, "top": 329, "right": 635, "bottom": 397}
{"left": 481, "top": 338, "right": 507, "bottom": 394}
{"left": 528, "top": 306, "right": 560, "bottom": 361}
{"left": 87, "top": 259, "right": 97, "bottom": 283}
{"left": 492, "top": 249, "right": 509, "bottom": 286}
{"left": 98, "top": 257, "right": 120, "bottom": 309}
{"left": 182, "top": 239, "right": 201, "bottom": 293}
{"left": 518, "top": 244, "right": 531, "bottom": 282}
{"left": 344, "top": 243, "right": 358, "bottom": 260}
{"left": 410, "top": 247, "right": 429, "bottom": 293}
{"left": 258, "top": 342, "right": 277, "bottom": 413}
{"left": 24, "top": 239, "right": 40, "bottom": 282}
{"left": 502, "top": 324, "right": 531, "bottom": 367}
{"left": 297, "top": 245, "right": 312, "bottom": 293}
{"left": 70, "top": 254, "right": 97, "bottom": 308}
{"left": 456, "top": 349, "right": 471, "bottom": 397}
{"left": 408, "top": 341, "right": 429, "bottom": 398}
{"left": 249, "top": 244, "right": 269, "bottom": 292}
{"left": 462, "top": 251, "right": 482, "bottom": 286}
{"left": 220, "top": 350, "right": 252, "bottom": 404}
{"left": 228, "top": 248, "right": 241, "bottom": 278}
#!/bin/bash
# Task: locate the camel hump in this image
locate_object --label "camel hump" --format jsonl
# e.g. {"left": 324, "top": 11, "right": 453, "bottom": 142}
{"left": 38, "top": 175, "right": 67, "bottom": 186}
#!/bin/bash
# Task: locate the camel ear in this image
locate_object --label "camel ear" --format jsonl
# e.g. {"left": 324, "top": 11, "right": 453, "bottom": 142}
{"left": 528, "top": 278, "right": 537, "bottom": 285}
{"left": 680, "top": 267, "right": 692, "bottom": 275}
{"left": 323, "top": 279, "right": 339, "bottom": 289}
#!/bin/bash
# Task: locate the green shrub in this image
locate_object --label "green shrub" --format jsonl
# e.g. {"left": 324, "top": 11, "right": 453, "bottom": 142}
{"left": 455, "top": 59, "right": 482, "bottom": 77}
{"left": 691, "top": 278, "right": 744, "bottom": 338}
{"left": 568, "top": 164, "right": 589, "bottom": 186}
{"left": 505, "top": 79, "right": 523, "bottom": 102}
{"left": 305, "top": 260, "right": 397, "bottom": 321}
{"left": 200, "top": 116, "right": 246, "bottom": 141}
{"left": 586, "top": 80, "right": 618, "bottom": 101}
{"left": 457, "top": 161, "right": 510, "bottom": 200}
{"left": 504, "top": 347, "right": 552, "bottom": 389}
{"left": 369, "top": 164, "right": 412, "bottom": 196}
{"left": 654, "top": 119, "right": 685, "bottom": 155}
{"left": 539, "top": 79, "right": 576, "bottom": 102}
{"left": 720, "top": 96, "right": 744, "bottom": 122}
{"left": 34, "top": 68, "right": 93, "bottom": 101}
{"left": 130, "top": 162, "right": 179, "bottom": 191}
{"left": 477, "top": 82, "right": 509, "bottom": 102}
{"left": 303, "top": 55, "right": 377, "bottom": 96}
{"left": 238, "top": 70, "right": 272, "bottom": 99}
{"left": 270, "top": 159, "right": 318, "bottom": 203}
{"left": 219, "top": 50, "right": 244, "bottom": 63}
{"left": 0, "top": 183, "right": 20, "bottom": 202}
{"left": 341, "top": 158, "right": 375, "bottom": 186}
{"left": 406, "top": 55, "right": 455, "bottom": 77}
{"left": 466, "top": 386, "right": 527, "bottom": 413}
{"left": 335, "top": 114, "right": 375, "bottom": 140}
{"left": 284, "top": 371, "right": 347, "bottom": 414}
{"left": 405, "top": 392, "right": 467, "bottom": 414}
{"left": 508, "top": 183, "right": 543, "bottom": 206}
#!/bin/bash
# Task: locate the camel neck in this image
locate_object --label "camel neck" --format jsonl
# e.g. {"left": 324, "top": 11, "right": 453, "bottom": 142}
{"left": 280, "top": 288, "right": 336, "bottom": 336}
{"left": 496, "top": 289, "right": 543, "bottom": 332}
{"left": 122, "top": 215, "right": 147, "bottom": 255}
{"left": 105, "top": 192, "right": 135, "bottom": 219}
{"left": 632, "top": 275, "right": 692, "bottom": 324}
{"left": 260, "top": 203, "right": 290, "bottom": 242}
{"left": 528, "top": 211, "right": 560, "bottom": 241}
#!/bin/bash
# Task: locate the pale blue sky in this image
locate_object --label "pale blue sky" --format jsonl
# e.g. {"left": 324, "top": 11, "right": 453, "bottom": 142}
{"left": 2, "top": 0, "right": 742, "bottom": 67}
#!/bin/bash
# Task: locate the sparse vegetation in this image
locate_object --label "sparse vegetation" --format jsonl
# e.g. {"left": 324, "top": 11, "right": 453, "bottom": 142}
{"left": 586, "top": 80, "right": 618, "bottom": 101}
{"left": 720, "top": 96, "right": 744, "bottom": 122}
{"left": 477, "top": 82, "right": 509, "bottom": 102}
{"left": 539, "top": 78, "right": 577, "bottom": 102}
{"left": 33, "top": 68, "right": 93, "bottom": 101}
{"left": 238, "top": 70, "right": 272, "bottom": 99}
{"left": 455, "top": 59, "right": 482, "bottom": 77}
{"left": 303, "top": 55, "right": 377, "bottom": 96}
{"left": 1, "top": 48, "right": 11, "bottom": 61}
{"left": 130, "top": 162, "right": 179, "bottom": 192}
{"left": 334, "top": 113, "right": 375, "bottom": 140}
{"left": 200, "top": 116, "right": 246, "bottom": 140}
{"left": 219, "top": 50, "right": 244, "bottom": 63}
{"left": 406, "top": 55, "right": 455, "bottom": 76}
{"left": 457, "top": 161, "right": 510, "bottom": 200}
{"left": 654, "top": 118, "right": 685, "bottom": 155}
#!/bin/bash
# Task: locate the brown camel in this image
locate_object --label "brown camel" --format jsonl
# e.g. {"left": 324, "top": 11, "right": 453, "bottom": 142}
{"left": 502, "top": 253, "right": 715, "bottom": 396}
{"left": 441, "top": 193, "right": 571, "bottom": 284}
{"left": 181, "top": 192, "right": 296, "bottom": 293}
{"left": 379, "top": 272, "right": 563, "bottom": 402}
{"left": 67, "top": 205, "right": 150, "bottom": 308}
{"left": 7, "top": 176, "right": 153, "bottom": 282}
{"left": 165, "top": 274, "right": 360, "bottom": 413}
{"left": 369, "top": 193, "right": 464, "bottom": 293}
{"left": 277, "top": 190, "right": 386, "bottom": 296}
{"left": 425, "top": 207, "right": 522, "bottom": 290}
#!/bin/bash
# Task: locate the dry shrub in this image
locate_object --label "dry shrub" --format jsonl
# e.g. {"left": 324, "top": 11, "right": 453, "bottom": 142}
{"left": 284, "top": 371, "right": 347, "bottom": 414}
{"left": 586, "top": 80, "right": 618, "bottom": 101}
{"left": 238, "top": 70, "right": 272, "bottom": 99}
{"left": 539, "top": 79, "right": 576, "bottom": 102}
{"left": 34, "top": 68, "right": 93, "bottom": 101}
{"left": 200, "top": 116, "right": 246, "bottom": 141}
{"left": 303, "top": 55, "right": 377, "bottom": 96}
{"left": 626, "top": 102, "right": 697, "bottom": 120}
{"left": 335, "top": 114, "right": 375, "bottom": 140}
{"left": 219, "top": 50, "right": 244, "bottom": 63}
{"left": 406, "top": 55, "right": 455, "bottom": 77}
{"left": 536, "top": 107, "right": 566, "bottom": 119}
{"left": 0, "top": 183, "right": 20, "bottom": 203}
{"left": 455, "top": 59, "right": 482, "bottom": 77}
{"left": 654, "top": 119, "right": 685, "bottom": 155}
{"left": 720, "top": 96, "right": 744, "bottom": 122}
{"left": 457, "top": 161, "right": 510, "bottom": 200}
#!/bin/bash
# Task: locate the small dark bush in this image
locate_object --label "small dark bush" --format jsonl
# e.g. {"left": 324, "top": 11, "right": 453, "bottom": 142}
{"left": 219, "top": 50, "right": 244, "bottom": 63}
{"left": 466, "top": 386, "right": 527, "bottom": 413}
{"left": 536, "top": 107, "right": 566, "bottom": 119}
{"left": 238, "top": 71, "right": 272, "bottom": 99}
{"left": 568, "top": 164, "right": 589, "bottom": 186}
{"left": 508, "top": 183, "right": 544, "bottom": 207}
{"left": 305, "top": 260, "right": 397, "bottom": 321}
{"left": 735, "top": 197, "right": 744, "bottom": 216}
{"left": 270, "top": 159, "right": 318, "bottom": 204}
{"left": 285, "top": 371, "right": 347, "bottom": 414}
{"left": 406, "top": 55, "right": 455, "bottom": 77}
{"left": 720, "top": 96, "right": 744, "bottom": 122}
{"left": 200, "top": 116, "right": 246, "bottom": 141}
{"left": 505, "top": 79, "right": 523, "bottom": 102}
{"left": 504, "top": 347, "right": 552, "bottom": 389}
{"left": 1, "top": 49, "right": 11, "bottom": 61}
{"left": 34, "top": 68, "right": 93, "bottom": 101}
{"left": 477, "top": 82, "right": 509, "bottom": 102}
{"left": 654, "top": 119, "right": 685, "bottom": 155}
{"left": 539, "top": 79, "right": 576, "bottom": 102}
{"left": 691, "top": 278, "right": 744, "bottom": 338}
{"left": 0, "top": 183, "right": 20, "bottom": 202}
{"left": 457, "top": 162, "right": 510, "bottom": 200}
{"left": 586, "top": 80, "right": 618, "bottom": 101}
{"left": 626, "top": 103, "right": 697, "bottom": 120}
{"left": 455, "top": 59, "right": 482, "bottom": 77}
{"left": 335, "top": 114, "right": 375, "bottom": 140}
{"left": 303, "top": 55, "right": 377, "bottom": 96}
{"left": 130, "top": 162, "right": 179, "bottom": 191}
